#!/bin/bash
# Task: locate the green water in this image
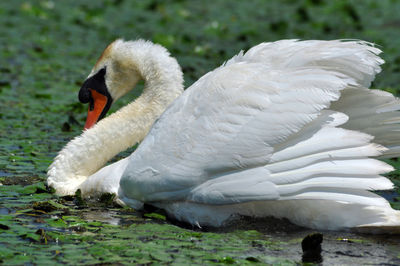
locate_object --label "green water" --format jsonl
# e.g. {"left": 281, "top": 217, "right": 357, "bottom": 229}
{"left": 1, "top": 0, "right": 400, "bottom": 264}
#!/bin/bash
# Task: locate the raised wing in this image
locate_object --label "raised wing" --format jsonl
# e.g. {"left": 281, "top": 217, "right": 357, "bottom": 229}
{"left": 119, "top": 40, "right": 386, "bottom": 205}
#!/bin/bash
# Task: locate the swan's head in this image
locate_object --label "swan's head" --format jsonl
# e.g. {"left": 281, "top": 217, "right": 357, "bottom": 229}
{"left": 78, "top": 39, "right": 142, "bottom": 129}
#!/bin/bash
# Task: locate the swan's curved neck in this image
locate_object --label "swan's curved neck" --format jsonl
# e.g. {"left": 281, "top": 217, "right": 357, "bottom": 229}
{"left": 48, "top": 43, "right": 184, "bottom": 195}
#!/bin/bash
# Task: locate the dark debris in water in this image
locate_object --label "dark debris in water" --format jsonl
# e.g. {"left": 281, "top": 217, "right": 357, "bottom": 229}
{"left": 69, "top": 225, "right": 87, "bottom": 233}
{"left": 35, "top": 228, "right": 52, "bottom": 244}
{"left": 98, "top": 192, "right": 120, "bottom": 208}
{"left": 0, "top": 224, "right": 10, "bottom": 230}
{"left": 1, "top": 175, "right": 42, "bottom": 186}
{"left": 302, "top": 232, "right": 323, "bottom": 263}
{"left": 32, "top": 201, "right": 67, "bottom": 213}
{"left": 73, "top": 189, "right": 86, "bottom": 207}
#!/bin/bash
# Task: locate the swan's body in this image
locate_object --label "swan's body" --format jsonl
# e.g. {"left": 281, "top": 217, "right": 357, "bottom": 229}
{"left": 48, "top": 39, "right": 400, "bottom": 232}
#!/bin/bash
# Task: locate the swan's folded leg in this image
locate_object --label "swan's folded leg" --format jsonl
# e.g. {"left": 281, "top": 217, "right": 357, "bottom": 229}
{"left": 79, "top": 157, "right": 129, "bottom": 197}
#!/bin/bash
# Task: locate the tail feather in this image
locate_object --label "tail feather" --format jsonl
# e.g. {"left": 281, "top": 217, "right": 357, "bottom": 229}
{"left": 263, "top": 109, "right": 399, "bottom": 230}
{"left": 331, "top": 88, "right": 400, "bottom": 157}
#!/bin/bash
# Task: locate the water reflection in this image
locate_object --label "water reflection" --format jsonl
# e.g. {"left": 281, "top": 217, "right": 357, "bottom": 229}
{"left": 0, "top": 207, "right": 14, "bottom": 215}
{"left": 81, "top": 209, "right": 122, "bottom": 225}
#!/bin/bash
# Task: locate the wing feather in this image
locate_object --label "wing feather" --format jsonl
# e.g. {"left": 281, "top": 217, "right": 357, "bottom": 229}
{"left": 119, "top": 40, "right": 388, "bottom": 206}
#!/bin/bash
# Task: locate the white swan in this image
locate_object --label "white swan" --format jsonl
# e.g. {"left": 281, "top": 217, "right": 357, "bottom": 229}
{"left": 48, "top": 39, "right": 400, "bottom": 232}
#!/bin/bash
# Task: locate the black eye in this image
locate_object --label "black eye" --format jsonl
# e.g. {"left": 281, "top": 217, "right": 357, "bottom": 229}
{"left": 78, "top": 84, "right": 91, "bottom": 103}
{"left": 78, "top": 67, "right": 107, "bottom": 104}
{"left": 93, "top": 68, "right": 106, "bottom": 82}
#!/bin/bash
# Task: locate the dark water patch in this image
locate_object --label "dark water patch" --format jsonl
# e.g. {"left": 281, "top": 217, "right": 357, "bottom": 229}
{"left": 0, "top": 207, "right": 14, "bottom": 215}
{"left": 379, "top": 190, "right": 400, "bottom": 201}
{"left": 0, "top": 170, "right": 12, "bottom": 177}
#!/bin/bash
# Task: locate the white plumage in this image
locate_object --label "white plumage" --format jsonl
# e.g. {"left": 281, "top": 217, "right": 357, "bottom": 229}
{"left": 48, "top": 39, "right": 400, "bottom": 232}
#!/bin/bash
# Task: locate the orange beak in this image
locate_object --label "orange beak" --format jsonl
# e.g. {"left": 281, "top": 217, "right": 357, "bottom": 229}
{"left": 84, "top": 90, "right": 109, "bottom": 129}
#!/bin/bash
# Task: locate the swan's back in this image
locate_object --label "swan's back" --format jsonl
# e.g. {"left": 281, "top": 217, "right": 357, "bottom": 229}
{"left": 118, "top": 40, "right": 400, "bottom": 231}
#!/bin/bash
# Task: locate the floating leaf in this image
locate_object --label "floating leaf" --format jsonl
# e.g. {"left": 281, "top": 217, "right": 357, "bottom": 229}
{"left": 143, "top": 212, "right": 166, "bottom": 221}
